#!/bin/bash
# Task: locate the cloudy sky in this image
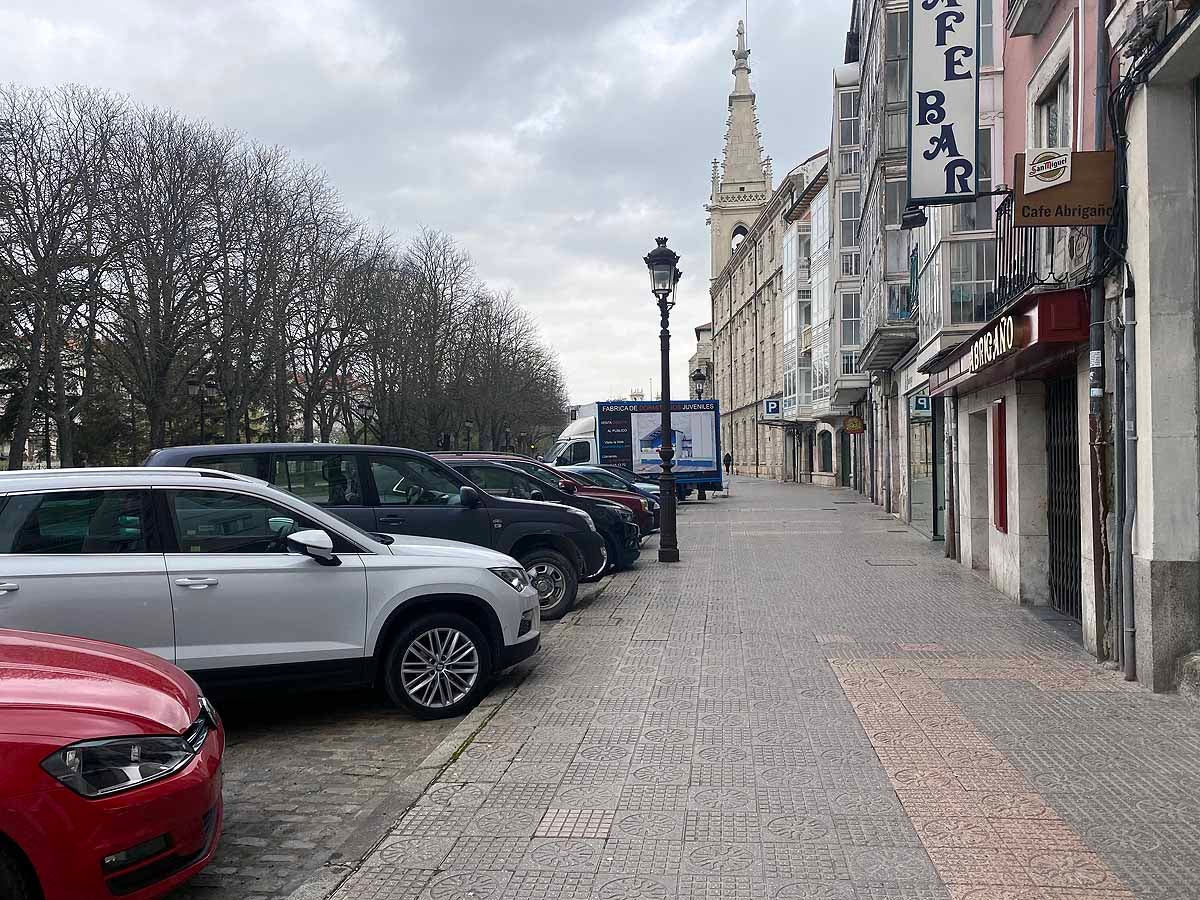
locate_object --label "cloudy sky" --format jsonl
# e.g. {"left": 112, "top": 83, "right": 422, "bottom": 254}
{"left": 3, "top": 0, "right": 847, "bottom": 404}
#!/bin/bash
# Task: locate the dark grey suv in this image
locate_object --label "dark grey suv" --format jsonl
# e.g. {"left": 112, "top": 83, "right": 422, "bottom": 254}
{"left": 144, "top": 444, "right": 606, "bottom": 618}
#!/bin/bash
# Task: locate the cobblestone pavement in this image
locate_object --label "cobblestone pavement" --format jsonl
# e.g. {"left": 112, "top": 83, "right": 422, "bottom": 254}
{"left": 313, "top": 477, "right": 1199, "bottom": 900}
{"left": 168, "top": 690, "right": 460, "bottom": 900}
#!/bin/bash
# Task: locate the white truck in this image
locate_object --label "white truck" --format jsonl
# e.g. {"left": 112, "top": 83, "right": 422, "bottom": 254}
{"left": 547, "top": 399, "right": 724, "bottom": 496}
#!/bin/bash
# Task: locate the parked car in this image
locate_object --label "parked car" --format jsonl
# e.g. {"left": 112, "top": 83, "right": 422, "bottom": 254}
{"left": 0, "top": 467, "right": 540, "bottom": 717}
{"left": 435, "top": 452, "right": 660, "bottom": 534}
{"left": 0, "top": 627, "right": 224, "bottom": 900}
{"left": 144, "top": 444, "right": 606, "bottom": 618}
{"left": 562, "top": 464, "right": 661, "bottom": 501}
{"left": 446, "top": 460, "right": 641, "bottom": 579}
{"left": 595, "top": 464, "right": 661, "bottom": 495}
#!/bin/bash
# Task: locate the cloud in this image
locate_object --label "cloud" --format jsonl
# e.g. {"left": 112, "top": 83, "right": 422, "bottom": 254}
{"left": 2, "top": 0, "right": 847, "bottom": 403}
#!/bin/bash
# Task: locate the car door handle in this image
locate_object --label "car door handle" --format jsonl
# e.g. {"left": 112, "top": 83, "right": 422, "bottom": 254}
{"left": 174, "top": 577, "right": 219, "bottom": 589}
{"left": 0, "top": 583, "right": 18, "bottom": 594}
{"left": 378, "top": 515, "right": 405, "bottom": 525}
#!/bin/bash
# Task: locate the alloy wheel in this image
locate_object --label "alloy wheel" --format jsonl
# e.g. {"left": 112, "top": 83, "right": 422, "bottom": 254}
{"left": 528, "top": 561, "right": 567, "bottom": 611}
{"left": 400, "top": 627, "right": 480, "bottom": 709}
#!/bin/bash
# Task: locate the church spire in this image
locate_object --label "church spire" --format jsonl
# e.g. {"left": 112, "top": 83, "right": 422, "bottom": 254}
{"left": 717, "top": 19, "right": 767, "bottom": 193}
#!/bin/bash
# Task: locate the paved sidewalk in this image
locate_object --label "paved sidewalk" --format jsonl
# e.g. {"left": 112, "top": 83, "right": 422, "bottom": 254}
{"left": 325, "top": 478, "right": 1200, "bottom": 900}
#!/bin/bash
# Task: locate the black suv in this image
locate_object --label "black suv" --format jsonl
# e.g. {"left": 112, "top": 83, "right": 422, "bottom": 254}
{"left": 445, "top": 459, "right": 641, "bottom": 574}
{"left": 144, "top": 443, "right": 606, "bottom": 618}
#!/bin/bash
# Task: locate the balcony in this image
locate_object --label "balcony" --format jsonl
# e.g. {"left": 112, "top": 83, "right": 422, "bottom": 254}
{"left": 1005, "top": 0, "right": 1057, "bottom": 36}
{"left": 858, "top": 290, "right": 918, "bottom": 371}
{"left": 994, "top": 193, "right": 1094, "bottom": 315}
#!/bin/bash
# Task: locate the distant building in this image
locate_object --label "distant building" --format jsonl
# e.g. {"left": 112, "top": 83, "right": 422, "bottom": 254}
{"left": 688, "top": 323, "right": 713, "bottom": 399}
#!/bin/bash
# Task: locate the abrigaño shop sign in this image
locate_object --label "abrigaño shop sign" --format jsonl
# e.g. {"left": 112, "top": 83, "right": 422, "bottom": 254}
{"left": 969, "top": 314, "right": 1031, "bottom": 373}
{"left": 908, "top": 0, "right": 979, "bottom": 205}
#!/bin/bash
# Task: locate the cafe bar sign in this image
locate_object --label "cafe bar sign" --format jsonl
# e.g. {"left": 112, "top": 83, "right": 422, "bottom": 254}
{"left": 969, "top": 314, "right": 1030, "bottom": 373}
{"left": 908, "top": 0, "right": 979, "bottom": 205}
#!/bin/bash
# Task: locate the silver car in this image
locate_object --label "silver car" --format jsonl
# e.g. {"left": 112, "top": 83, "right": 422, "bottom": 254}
{"left": 0, "top": 467, "right": 540, "bottom": 718}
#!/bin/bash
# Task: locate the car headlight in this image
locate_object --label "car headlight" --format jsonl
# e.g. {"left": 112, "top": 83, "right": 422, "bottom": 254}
{"left": 490, "top": 566, "right": 531, "bottom": 592}
{"left": 42, "top": 732, "right": 203, "bottom": 798}
{"left": 639, "top": 498, "right": 649, "bottom": 511}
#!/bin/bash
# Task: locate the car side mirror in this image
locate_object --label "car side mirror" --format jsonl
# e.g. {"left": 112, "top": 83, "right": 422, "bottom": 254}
{"left": 530, "top": 490, "right": 545, "bottom": 502}
{"left": 558, "top": 480, "right": 577, "bottom": 494}
{"left": 460, "top": 485, "right": 483, "bottom": 508}
{"left": 286, "top": 529, "right": 340, "bottom": 566}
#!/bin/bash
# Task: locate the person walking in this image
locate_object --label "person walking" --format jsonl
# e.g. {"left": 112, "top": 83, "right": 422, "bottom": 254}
{"left": 723, "top": 452, "right": 733, "bottom": 475}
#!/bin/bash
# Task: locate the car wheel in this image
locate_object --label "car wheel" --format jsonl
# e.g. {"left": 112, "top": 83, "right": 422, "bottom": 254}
{"left": 520, "top": 548, "right": 578, "bottom": 619}
{"left": 0, "top": 845, "right": 38, "bottom": 900}
{"left": 383, "top": 614, "right": 493, "bottom": 719}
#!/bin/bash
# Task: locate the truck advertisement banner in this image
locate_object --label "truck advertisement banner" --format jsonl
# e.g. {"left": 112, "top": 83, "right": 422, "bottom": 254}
{"left": 596, "top": 399, "right": 721, "bottom": 484}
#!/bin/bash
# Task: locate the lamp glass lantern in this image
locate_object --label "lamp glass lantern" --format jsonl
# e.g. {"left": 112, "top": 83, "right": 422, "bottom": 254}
{"left": 644, "top": 237, "right": 681, "bottom": 301}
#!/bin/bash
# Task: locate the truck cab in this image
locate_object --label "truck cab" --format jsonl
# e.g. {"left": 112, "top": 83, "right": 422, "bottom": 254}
{"left": 545, "top": 415, "right": 597, "bottom": 466}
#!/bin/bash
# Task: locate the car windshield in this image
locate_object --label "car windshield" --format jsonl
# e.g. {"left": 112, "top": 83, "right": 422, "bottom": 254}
{"left": 579, "top": 469, "right": 629, "bottom": 490}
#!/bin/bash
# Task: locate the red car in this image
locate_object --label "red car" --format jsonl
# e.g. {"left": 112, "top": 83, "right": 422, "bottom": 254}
{"left": 435, "top": 452, "right": 659, "bottom": 534}
{"left": 0, "top": 629, "right": 224, "bottom": 900}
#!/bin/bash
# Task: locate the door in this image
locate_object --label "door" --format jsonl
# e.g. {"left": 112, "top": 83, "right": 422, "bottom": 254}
{"left": 1045, "top": 376, "right": 1082, "bottom": 620}
{"left": 161, "top": 487, "right": 368, "bottom": 675}
{"left": 271, "top": 451, "right": 377, "bottom": 531}
{"left": 365, "top": 453, "right": 493, "bottom": 545}
{"left": 0, "top": 489, "right": 175, "bottom": 660}
{"left": 838, "top": 431, "right": 851, "bottom": 487}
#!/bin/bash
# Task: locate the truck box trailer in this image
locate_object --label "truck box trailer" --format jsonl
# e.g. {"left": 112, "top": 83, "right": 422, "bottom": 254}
{"left": 548, "top": 399, "right": 723, "bottom": 494}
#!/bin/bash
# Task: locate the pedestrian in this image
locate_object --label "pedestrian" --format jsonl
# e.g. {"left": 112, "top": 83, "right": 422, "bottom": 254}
{"left": 723, "top": 451, "right": 733, "bottom": 475}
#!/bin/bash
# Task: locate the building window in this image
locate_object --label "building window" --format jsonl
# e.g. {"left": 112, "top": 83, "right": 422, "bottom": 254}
{"left": 841, "top": 351, "right": 860, "bottom": 375}
{"left": 950, "top": 239, "right": 997, "bottom": 323}
{"left": 992, "top": 398, "right": 1008, "bottom": 533}
{"left": 885, "top": 181, "right": 906, "bottom": 227}
{"left": 1036, "top": 69, "right": 1071, "bottom": 148}
{"left": 885, "top": 12, "right": 910, "bottom": 105}
{"left": 887, "top": 283, "right": 913, "bottom": 320}
{"left": 953, "top": 129, "right": 994, "bottom": 232}
{"left": 840, "top": 190, "right": 861, "bottom": 249}
{"left": 841, "top": 292, "right": 862, "bottom": 346}
{"left": 839, "top": 90, "right": 860, "bottom": 147}
{"left": 840, "top": 251, "right": 861, "bottom": 277}
{"left": 818, "top": 430, "right": 833, "bottom": 472}
{"left": 979, "top": 0, "right": 994, "bottom": 68}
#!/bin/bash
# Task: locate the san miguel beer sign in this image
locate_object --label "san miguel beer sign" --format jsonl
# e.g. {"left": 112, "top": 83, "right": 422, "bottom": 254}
{"left": 908, "top": 0, "right": 979, "bottom": 205}
{"left": 1014, "top": 150, "right": 1115, "bottom": 226}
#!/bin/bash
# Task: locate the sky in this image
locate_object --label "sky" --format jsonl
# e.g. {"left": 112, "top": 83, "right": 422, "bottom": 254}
{"left": 2, "top": 0, "right": 848, "bottom": 405}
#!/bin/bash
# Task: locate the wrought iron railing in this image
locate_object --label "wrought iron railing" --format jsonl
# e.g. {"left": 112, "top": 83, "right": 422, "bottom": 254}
{"left": 994, "top": 193, "right": 1040, "bottom": 312}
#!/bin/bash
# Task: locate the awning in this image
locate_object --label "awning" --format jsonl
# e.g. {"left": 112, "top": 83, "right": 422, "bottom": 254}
{"left": 927, "top": 288, "right": 1089, "bottom": 397}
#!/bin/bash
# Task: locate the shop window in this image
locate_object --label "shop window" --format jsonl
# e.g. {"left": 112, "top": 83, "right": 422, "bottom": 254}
{"left": 992, "top": 399, "right": 1008, "bottom": 533}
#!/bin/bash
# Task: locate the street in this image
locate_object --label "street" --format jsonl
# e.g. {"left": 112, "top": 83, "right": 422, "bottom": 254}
{"left": 296, "top": 477, "right": 1199, "bottom": 900}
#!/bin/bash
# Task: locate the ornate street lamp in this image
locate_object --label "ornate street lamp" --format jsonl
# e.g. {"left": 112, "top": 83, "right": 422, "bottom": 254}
{"left": 644, "top": 237, "right": 682, "bottom": 563}
{"left": 186, "top": 378, "right": 218, "bottom": 443}
{"left": 691, "top": 368, "right": 708, "bottom": 399}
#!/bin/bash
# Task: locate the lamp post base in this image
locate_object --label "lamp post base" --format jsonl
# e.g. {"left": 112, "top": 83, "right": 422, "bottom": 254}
{"left": 658, "top": 546, "right": 680, "bottom": 563}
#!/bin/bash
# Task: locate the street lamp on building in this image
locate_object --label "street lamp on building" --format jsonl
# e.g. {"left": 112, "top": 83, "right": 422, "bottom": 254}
{"left": 644, "top": 236, "right": 682, "bottom": 563}
{"left": 186, "top": 378, "right": 219, "bottom": 443}
{"left": 691, "top": 368, "right": 708, "bottom": 400}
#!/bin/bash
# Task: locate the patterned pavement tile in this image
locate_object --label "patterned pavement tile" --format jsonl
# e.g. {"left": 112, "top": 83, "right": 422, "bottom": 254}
{"left": 321, "top": 481, "right": 1200, "bottom": 900}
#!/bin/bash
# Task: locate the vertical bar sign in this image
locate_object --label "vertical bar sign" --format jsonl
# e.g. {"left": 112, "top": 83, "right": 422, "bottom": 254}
{"left": 908, "top": 0, "right": 979, "bottom": 204}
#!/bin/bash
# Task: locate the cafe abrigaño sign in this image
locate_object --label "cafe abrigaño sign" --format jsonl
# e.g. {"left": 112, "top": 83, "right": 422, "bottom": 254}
{"left": 908, "top": 0, "right": 980, "bottom": 205}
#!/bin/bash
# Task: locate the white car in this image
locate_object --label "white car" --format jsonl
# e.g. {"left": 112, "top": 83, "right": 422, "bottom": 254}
{"left": 0, "top": 467, "right": 540, "bottom": 718}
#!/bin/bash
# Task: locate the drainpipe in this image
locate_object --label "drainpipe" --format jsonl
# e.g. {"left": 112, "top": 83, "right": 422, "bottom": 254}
{"left": 1088, "top": 0, "right": 1114, "bottom": 659}
{"left": 1112, "top": 297, "right": 1126, "bottom": 665}
{"left": 1121, "top": 275, "right": 1138, "bottom": 680}
{"left": 883, "top": 376, "right": 894, "bottom": 514}
{"left": 945, "top": 394, "right": 958, "bottom": 560}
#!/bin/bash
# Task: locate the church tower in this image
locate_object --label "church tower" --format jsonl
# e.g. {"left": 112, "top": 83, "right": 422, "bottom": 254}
{"left": 707, "top": 20, "right": 771, "bottom": 279}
